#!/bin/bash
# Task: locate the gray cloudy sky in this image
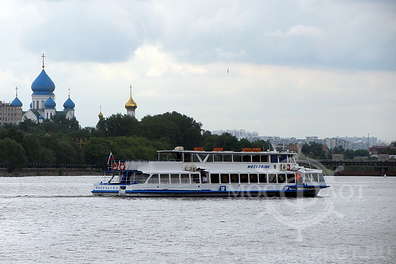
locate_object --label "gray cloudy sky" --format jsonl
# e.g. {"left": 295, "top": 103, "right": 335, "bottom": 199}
{"left": 0, "top": 0, "right": 395, "bottom": 141}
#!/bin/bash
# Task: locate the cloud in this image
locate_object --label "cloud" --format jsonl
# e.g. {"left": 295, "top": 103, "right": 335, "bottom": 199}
{"left": 0, "top": 0, "right": 395, "bottom": 142}
{"left": 23, "top": 0, "right": 148, "bottom": 62}
{"left": 17, "top": 0, "right": 396, "bottom": 70}
{"left": 149, "top": 0, "right": 396, "bottom": 70}
{"left": 38, "top": 45, "right": 393, "bottom": 141}
{"left": 286, "top": 25, "right": 323, "bottom": 37}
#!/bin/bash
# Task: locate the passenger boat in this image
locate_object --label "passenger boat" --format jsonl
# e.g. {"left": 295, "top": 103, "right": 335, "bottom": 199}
{"left": 91, "top": 147, "right": 329, "bottom": 197}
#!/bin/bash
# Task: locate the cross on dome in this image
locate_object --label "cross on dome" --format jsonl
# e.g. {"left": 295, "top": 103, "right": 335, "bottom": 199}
{"left": 41, "top": 53, "right": 46, "bottom": 69}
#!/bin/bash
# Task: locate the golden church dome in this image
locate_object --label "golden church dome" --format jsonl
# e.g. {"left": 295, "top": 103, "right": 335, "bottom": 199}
{"left": 125, "top": 96, "right": 137, "bottom": 109}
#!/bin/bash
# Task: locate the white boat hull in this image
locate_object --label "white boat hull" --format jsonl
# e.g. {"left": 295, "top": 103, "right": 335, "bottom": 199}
{"left": 92, "top": 183, "right": 327, "bottom": 198}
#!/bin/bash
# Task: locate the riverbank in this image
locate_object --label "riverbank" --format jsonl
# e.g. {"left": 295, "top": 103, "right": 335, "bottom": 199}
{"left": 0, "top": 168, "right": 102, "bottom": 177}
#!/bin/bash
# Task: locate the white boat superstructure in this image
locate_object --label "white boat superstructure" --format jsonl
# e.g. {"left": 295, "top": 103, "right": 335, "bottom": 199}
{"left": 92, "top": 148, "right": 329, "bottom": 197}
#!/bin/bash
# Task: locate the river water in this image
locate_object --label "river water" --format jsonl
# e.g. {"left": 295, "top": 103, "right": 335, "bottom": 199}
{"left": 0, "top": 176, "right": 395, "bottom": 264}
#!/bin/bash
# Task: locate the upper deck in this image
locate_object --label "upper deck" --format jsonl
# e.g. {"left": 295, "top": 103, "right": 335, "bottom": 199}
{"left": 156, "top": 149, "right": 297, "bottom": 164}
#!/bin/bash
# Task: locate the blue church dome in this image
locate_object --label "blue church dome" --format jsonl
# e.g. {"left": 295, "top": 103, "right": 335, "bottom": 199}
{"left": 10, "top": 97, "right": 23, "bottom": 107}
{"left": 31, "top": 70, "right": 55, "bottom": 95}
{"left": 63, "top": 97, "right": 75, "bottom": 109}
{"left": 44, "top": 97, "right": 56, "bottom": 109}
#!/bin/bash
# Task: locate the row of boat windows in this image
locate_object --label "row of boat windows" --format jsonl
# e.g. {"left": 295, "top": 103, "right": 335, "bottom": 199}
{"left": 158, "top": 153, "right": 295, "bottom": 163}
{"left": 142, "top": 173, "right": 324, "bottom": 184}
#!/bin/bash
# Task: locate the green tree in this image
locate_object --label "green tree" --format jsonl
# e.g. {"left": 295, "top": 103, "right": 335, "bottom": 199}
{"left": 302, "top": 142, "right": 328, "bottom": 159}
{"left": 0, "top": 138, "right": 27, "bottom": 171}
{"left": 96, "top": 114, "right": 139, "bottom": 137}
{"left": 140, "top": 112, "right": 202, "bottom": 148}
{"left": 83, "top": 138, "right": 113, "bottom": 167}
{"left": 22, "top": 135, "right": 42, "bottom": 166}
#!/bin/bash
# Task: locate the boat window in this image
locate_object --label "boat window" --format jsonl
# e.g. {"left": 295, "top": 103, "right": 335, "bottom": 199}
{"left": 312, "top": 174, "right": 319, "bottom": 182}
{"left": 160, "top": 174, "right": 170, "bottom": 184}
{"left": 260, "top": 155, "right": 269, "bottom": 162}
{"left": 201, "top": 172, "right": 209, "bottom": 183}
{"left": 207, "top": 154, "right": 214, "bottom": 162}
{"left": 210, "top": 174, "right": 220, "bottom": 183}
{"left": 277, "top": 174, "right": 286, "bottom": 183}
{"left": 109, "top": 175, "right": 120, "bottom": 184}
{"left": 148, "top": 174, "right": 159, "bottom": 184}
{"left": 184, "top": 153, "right": 192, "bottom": 162}
{"left": 287, "top": 174, "right": 296, "bottom": 183}
{"left": 308, "top": 174, "right": 313, "bottom": 182}
{"left": 268, "top": 174, "right": 277, "bottom": 183}
{"left": 230, "top": 174, "right": 239, "bottom": 183}
{"left": 198, "top": 154, "right": 207, "bottom": 162}
{"left": 170, "top": 174, "right": 180, "bottom": 184}
{"left": 192, "top": 154, "right": 200, "bottom": 162}
{"left": 249, "top": 174, "right": 258, "bottom": 184}
{"left": 252, "top": 155, "right": 260, "bottom": 162}
{"left": 180, "top": 174, "right": 190, "bottom": 184}
{"left": 191, "top": 174, "right": 201, "bottom": 184}
{"left": 279, "top": 155, "right": 287, "bottom": 163}
{"left": 242, "top": 155, "right": 251, "bottom": 162}
{"left": 259, "top": 174, "right": 267, "bottom": 184}
{"left": 214, "top": 154, "right": 222, "bottom": 162}
{"left": 223, "top": 155, "right": 232, "bottom": 162}
{"left": 270, "top": 155, "right": 278, "bottom": 163}
{"left": 319, "top": 174, "right": 325, "bottom": 183}
{"left": 160, "top": 152, "right": 182, "bottom": 161}
{"left": 135, "top": 173, "right": 150, "bottom": 184}
{"left": 240, "top": 174, "right": 249, "bottom": 183}
{"left": 220, "top": 174, "right": 230, "bottom": 184}
{"left": 233, "top": 155, "right": 242, "bottom": 162}
{"left": 304, "top": 174, "right": 311, "bottom": 182}
{"left": 176, "top": 152, "right": 183, "bottom": 161}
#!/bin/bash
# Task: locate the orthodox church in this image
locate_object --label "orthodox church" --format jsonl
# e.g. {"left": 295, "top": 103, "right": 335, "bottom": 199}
{"left": 98, "top": 84, "right": 137, "bottom": 120}
{"left": 17, "top": 54, "right": 76, "bottom": 123}
{"left": 125, "top": 84, "right": 137, "bottom": 118}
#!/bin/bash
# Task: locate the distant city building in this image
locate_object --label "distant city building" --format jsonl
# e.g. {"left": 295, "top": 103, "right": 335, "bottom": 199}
{"left": 0, "top": 98, "right": 23, "bottom": 125}
{"left": 332, "top": 154, "right": 344, "bottom": 161}
{"left": 287, "top": 143, "right": 302, "bottom": 153}
{"left": 305, "top": 136, "right": 321, "bottom": 143}
{"left": 212, "top": 129, "right": 259, "bottom": 140}
{"left": 209, "top": 133, "right": 385, "bottom": 151}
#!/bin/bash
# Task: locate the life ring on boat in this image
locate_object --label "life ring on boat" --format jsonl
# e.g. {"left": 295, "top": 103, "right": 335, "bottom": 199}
{"left": 287, "top": 164, "right": 291, "bottom": 171}
{"left": 111, "top": 162, "right": 118, "bottom": 170}
{"left": 281, "top": 164, "right": 287, "bottom": 170}
{"left": 119, "top": 162, "right": 125, "bottom": 171}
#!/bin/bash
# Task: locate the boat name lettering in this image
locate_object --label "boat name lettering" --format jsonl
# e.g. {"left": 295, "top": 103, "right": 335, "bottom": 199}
{"left": 247, "top": 165, "right": 270, "bottom": 169}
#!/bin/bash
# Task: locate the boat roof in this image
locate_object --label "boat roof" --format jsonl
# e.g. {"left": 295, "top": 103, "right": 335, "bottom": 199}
{"left": 157, "top": 150, "right": 296, "bottom": 155}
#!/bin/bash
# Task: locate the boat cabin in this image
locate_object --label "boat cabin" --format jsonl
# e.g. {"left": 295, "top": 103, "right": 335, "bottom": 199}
{"left": 157, "top": 150, "right": 297, "bottom": 164}
{"left": 107, "top": 170, "right": 325, "bottom": 185}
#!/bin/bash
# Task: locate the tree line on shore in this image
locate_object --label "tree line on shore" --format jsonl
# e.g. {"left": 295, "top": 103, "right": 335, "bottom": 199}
{"left": 2, "top": 112, "right": 389, "bottom": 172}
{"left": 0, "top": 112, "right": 271, "bottom": 171}
{"left": 301, "top": 142, "right": 371, "bottom": 160}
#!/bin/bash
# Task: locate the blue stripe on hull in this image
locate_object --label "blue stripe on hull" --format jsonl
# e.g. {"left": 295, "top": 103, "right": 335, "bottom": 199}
{"left": 91, "top": 188, "right": 321, "bottom": 197}
{"left": 91, "top": 190, "right": 118, "bottom": 193}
